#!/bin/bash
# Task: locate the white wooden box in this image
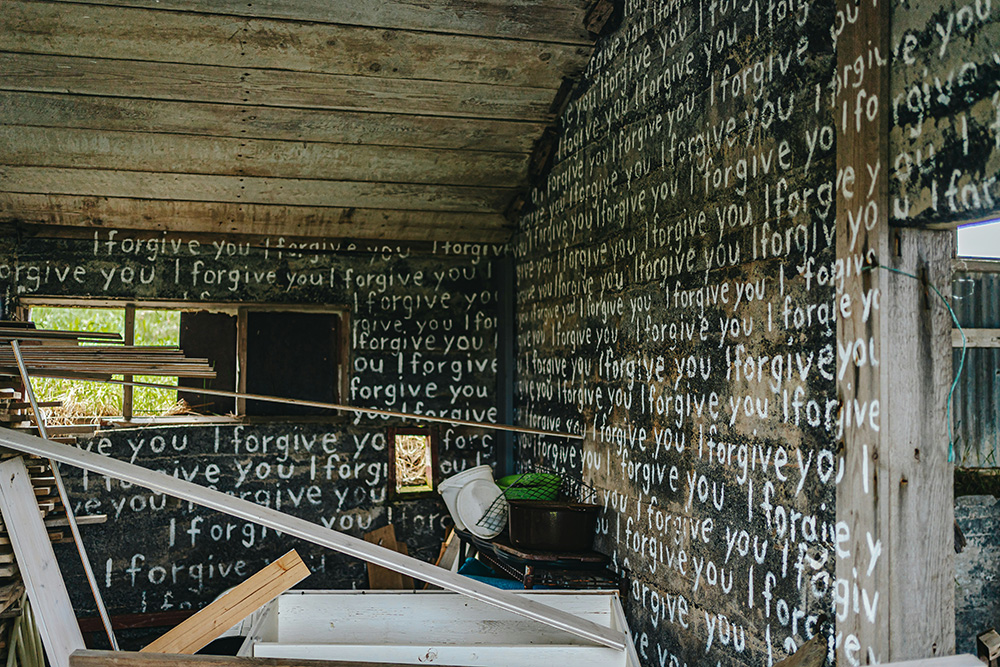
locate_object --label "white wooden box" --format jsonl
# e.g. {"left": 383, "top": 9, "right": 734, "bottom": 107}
{"left": 241, "top": 589, "right": 640, "bottom": 667}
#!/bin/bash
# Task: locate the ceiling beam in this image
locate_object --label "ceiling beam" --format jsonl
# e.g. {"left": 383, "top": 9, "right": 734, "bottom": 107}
{"left": 0, "top": 167, "right": 517, "bottom": 211}
{"left": 4, "top": 1, "right": 591, "bottom": 88}
{"left": 0, "top": 53, "right": 559, "bottom": 121}
{"left": 0, "top": 92, "right": 546, "bottom": 152}
{"left": 0, "top": 126, "right": 530, "bottom": 187}
{"left": 30, "top": 0, "right": 596, "bottom": 43}
{"left": 0, "top": 195, "right": 513, "bottom": 242}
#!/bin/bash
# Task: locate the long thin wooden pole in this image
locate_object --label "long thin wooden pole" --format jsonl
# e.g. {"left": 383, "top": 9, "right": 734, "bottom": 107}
{"left": 32, "top": 374, "right": 584, "bottom": 440}
{"left": 0, "top": 426, "right": 627, "bottom": 652}
{"left": 9, "top": 342, "right": 120, "bottom": 651}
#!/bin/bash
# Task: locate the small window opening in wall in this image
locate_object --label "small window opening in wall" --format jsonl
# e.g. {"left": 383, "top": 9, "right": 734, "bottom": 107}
{"left": 957, "top": 218, "right": 1000, "bottom": 259}
{"left": 20, "top": 299, "right": 349, "bottom": 423}
{"left": 388, "top": 427, "right": 437, "bottom": 497}
{"left": 29, "top": 305, "right": 181, "bottom": 420}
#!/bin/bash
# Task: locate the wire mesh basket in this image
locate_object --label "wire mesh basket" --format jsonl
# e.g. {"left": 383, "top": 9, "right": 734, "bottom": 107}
{"left": 474, "top": 464, "right": 596, "bottom": 535}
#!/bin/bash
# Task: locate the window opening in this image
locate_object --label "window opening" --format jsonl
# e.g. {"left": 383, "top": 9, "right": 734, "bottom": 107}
{"left": 28, "top": 305, "right": 183, "bottom": 420}
{"left": 956, "top": 219, "right": 1000, "bottom": 259}
{"left": 21, "top": 300, "right": 348, "bottom": 423}
{"left": 388, "top": 427, "right": 437, "bottom": 497}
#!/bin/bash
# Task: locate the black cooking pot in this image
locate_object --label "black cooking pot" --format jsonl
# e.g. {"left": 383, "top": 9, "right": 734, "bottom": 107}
{"left": 507, "top": 500, "right": 600, "bottom": 552}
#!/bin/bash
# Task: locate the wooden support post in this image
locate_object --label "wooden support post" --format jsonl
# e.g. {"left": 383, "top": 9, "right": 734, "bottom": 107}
{"left": 0, "top": 426, "right": 627, "bottom": 652}
{"left": 0, "top": 457, "right": 85, "bottom": 667}
{"left": 142, "top": 550, "right": 310, "bottom": 655}
{"left": 884, "top": 228, "right": 956, "bottom": 657}
{"left": 835, "top": 2, "right": 891, "bottom": 662}
{"left": 836, "top": 0, "right": 955, "bottom": 662}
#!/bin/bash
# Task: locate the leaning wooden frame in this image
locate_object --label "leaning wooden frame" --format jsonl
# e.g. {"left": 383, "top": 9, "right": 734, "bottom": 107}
{"left": 0, "top": 425, "right": 629, "bottom": 660}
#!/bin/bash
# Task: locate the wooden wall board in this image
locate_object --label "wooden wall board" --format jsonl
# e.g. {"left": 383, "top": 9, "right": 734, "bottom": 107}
{"left": 33, "top": 0, "right": 595, "bottom": 43}
{"left": 884, "top": 228, "right": 956, "bottom": 659}
{"left": 0, "top": 92, "right": 547, "bottom": 153}
{"left": 3, "top": 1, "right": 591, "bottom": 89}
{"left": 0, "top": 53, "right": 558, "bottom": 122}
{"left": 0, "top": 195, "right": 513, "bottom": 242}
{"left": 0, "top": 126, "right": 530, "bottom": 187}
{"left": 952, "top": 258, "right": 1000, "bottom": 274}
{"left": 952, "top": 328, "right": 1000, "bottom": 348}
{"left": 0, "top": 457, "right": 85, "bottom": 667}
{"left": 0, "top": 167, "right": 516, "bottom": 212}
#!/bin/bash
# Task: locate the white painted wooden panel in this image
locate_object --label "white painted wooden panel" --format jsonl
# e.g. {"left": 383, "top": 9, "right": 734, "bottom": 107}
{"left": 0, "top": 457, "right": 86, "bottom": 667}
{"left": 253, "top": 643, "right": 628, "bottom": 667}
{"left": 269, "top": 590, "right": 611, "bottom": 645}
{"left": 880, "top": 656, "right": 983, "bottom": 667}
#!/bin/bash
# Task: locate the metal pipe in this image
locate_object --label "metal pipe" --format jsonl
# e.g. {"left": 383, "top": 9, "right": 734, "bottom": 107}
{"left": 10, "top": 341, "right": 119, "bottom": 651}
{"left": 28, "top": 373, "right": 584, "bottom": 441}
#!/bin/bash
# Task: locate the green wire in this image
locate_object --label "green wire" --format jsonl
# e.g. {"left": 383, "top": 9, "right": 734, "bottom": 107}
{"left": 863, "top": 264, "right": 967, "bottom": 463}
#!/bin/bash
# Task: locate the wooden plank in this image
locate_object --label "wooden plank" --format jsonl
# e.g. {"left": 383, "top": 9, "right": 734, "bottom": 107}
{"left": 0, "top": 457, "right": 85, "bottom": 667}
{"left": 142, "top": 550, "right": 310, "bottom": 655}
{"left": 235, "top": 308, "right": 248, "bottom": 418}
{"left": 0, "top": 195, "right": 513, "bottom": 243}
{"left": 0, "top": 92, "right": 546, "bottom": 153}
{"left": 73, "top": 649, "right": 425, "bottom": 667}
{"left": 0, "top": 167, "right": 515, "bottom": 212}
{"left": 0, "top": 53, "right": 558, "bottom": 122}
{"left": 33, "top": 0, "right": 595, "bottom": 43}
{"left": 952, "top": 328, "right": 1000, "bottom": 348}
{"left": 884, "top": 228, "right": 956, "bottom": 659}
{"left": 834, "top": 0, "right": 891, "bottom": 663}
{"left": 0, "top": 426, "right": 624, "bottom": 651}
{"left": 0, "top": 329, "right": 121, "bottom": 342}
{"left": 3, "top": 1, "right": 591, "bottom": 88}
{"left": 0, "top": 126, "right": 529, "bottom": 187}
{"left": 952, "top": 258, "right": 1000, "bottom": 274}
{"left": 363, "top": 526, "right": 405, "bottom": 590}
{"left": 123, "top": 305, "right": 135, "bottom": 420}
{"left": 44, "top": 514, "right": 107, "bottom": 528}
{"left": 253, "top": 644, "right": 624, "bottom": 666}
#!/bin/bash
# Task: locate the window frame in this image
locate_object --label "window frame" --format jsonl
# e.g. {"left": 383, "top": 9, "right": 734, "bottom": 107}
{"left": 386, "top": 426, "right": 439, "bottom": 500}
{"left": 17, "top": 297, "right": 352, "bottom": 422}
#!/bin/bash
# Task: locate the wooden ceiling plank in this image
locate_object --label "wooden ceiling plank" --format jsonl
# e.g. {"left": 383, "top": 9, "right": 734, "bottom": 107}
{"left": 0, "top": 92, "right": 545, "bottom": 153}
{"left": 0, "top": 195, "right": 513, "bottom": 243}
{"left": 0, "top": 53, "right": 558, "bottom": 122}
{"left": 0, "top": 126, "right": 530, "bottom": 187}
{"left": 31, "top": 0, "right": 595, "bottom": 44}
{"left": 0, "top": 166, "right": 515, "bottom": 212}
{"left": 4, "top": 0, "right": 592, "bottom": 89}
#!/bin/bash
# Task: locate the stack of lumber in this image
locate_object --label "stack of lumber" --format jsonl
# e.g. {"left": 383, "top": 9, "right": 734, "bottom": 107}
{"left": 0, "top": 323, "right": 216, "bottom": 381}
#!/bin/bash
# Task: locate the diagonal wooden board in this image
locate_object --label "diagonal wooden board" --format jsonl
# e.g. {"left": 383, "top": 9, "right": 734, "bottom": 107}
{"left": 142, "top": 550, "right": 310, "bottom": 654}
{"left": 0, "top": 427, "right": 627, "bottom": 652}
{"left": 0, "top": 456, "right": 86, "bottom": 667}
